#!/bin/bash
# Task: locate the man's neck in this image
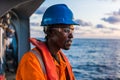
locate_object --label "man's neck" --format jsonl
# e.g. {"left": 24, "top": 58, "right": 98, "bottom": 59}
{"left": 46, "top": 41, "right": 60, "bottom": 64}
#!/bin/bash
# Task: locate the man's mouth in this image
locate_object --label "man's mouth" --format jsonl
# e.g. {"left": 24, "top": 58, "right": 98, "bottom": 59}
{"left": 66, "top": 40, "right": 72, "bottom": 45}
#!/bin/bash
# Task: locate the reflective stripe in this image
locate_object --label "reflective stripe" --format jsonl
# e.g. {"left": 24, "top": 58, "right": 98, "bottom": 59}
{"left": 31, "top": 50, "right": 46, "bottom": 74}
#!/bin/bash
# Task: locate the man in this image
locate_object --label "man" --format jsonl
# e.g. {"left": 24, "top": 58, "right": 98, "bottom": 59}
{"left": 16, "top": 4, "right": 78, "bottom": 80}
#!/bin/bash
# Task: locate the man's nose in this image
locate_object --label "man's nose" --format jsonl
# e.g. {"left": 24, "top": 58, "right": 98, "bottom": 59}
{"left": 68, "top": 32, "right": 73, "bottom": 38}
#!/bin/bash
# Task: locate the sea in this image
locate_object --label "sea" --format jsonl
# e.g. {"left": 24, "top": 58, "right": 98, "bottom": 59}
{"left": 62, "top": 38, "right": 120, "bottom": 80}
{"left": 37, "top": 38, "right": 120, "bottom": 80}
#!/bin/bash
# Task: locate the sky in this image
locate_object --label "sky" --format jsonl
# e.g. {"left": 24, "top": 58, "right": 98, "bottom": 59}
{"left": 30, "top": 0, "right": 120, "bottom": 39}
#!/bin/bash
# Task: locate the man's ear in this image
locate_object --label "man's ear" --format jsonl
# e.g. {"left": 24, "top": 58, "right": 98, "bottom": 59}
{"left": 47, "top": 29, "right": 55, "bottom": 37}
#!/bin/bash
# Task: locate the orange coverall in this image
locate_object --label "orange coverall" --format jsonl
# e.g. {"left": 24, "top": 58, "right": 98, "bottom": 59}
{"left": 16, "top": 48, "right": 75, "bottom": 80}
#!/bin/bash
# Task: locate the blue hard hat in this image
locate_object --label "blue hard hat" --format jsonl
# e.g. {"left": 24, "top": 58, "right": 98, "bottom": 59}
{"left": 41, "top": 4, "right": 79, "bottom": 26}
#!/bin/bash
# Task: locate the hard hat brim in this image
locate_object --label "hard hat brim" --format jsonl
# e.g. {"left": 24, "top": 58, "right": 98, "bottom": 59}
{"left": 41, "top": 19, "right": 79, "bottom": 26}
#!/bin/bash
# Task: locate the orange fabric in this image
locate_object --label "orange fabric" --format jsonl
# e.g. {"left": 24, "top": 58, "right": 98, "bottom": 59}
{"left": 60, "top": 51, "right": 75, "bottom": 80}
{"left": 54, "top": 53, "right": 69, "bottom": 80}
{"left": 16, "top": 50, "right": 47, "bottom": 80}
{"left": 16, "top": 38, "right": 75, "bottom": 80}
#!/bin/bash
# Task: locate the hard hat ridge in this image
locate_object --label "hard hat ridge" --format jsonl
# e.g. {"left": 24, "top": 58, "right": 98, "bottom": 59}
{"left": 41, "top": 4, "right": 78, "bottom": 26}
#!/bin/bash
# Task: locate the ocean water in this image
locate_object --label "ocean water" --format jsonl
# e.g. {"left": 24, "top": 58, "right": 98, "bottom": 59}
{"left": 62, "top": 38, "right": 120, "bottom": 80}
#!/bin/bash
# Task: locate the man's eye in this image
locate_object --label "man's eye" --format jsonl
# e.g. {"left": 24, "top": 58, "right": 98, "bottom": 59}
{"left": 64, "top": 28, "right": 70, "bottom": 33}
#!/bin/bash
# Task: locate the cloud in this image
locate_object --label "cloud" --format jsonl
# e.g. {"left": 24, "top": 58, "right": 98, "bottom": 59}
{"left": 95, "top": 24, "right": 111, "bottom": 33}
{"left": 109, "top": 27, "right": 120, "bottom": 31}
{"left": 35, "top": 7, "right": 47, "bottom": 14}
{"left": 98, "top": 0, "right": 118, "bottom": 2}
{"left": 95, "top": 23, "right": 120, "bottom": 36}
{"left": 102, "top": 9, "right": 120, "bottom": 24}
{"left": 112, "top": 9, "right": 120, "bottom": 16}
{"left": 30, "top": 22, "right": 40, "bottom": 26}
{"left": 112, "top": 0, "right": 117, "bottom": 2}
{"left": 74, "top": 19, "right": 92, "bottom": 26}
{"left": 96, "top": 24, "right": 120, "bottom": 30}
{"left": 102, "top": 16, "right": 120, "bottom": 24}
{"left": 96, "top": 24, "right": 106, "bottom": 28}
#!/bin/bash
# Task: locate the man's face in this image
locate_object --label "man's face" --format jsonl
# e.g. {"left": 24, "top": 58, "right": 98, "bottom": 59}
{"left": 50, "top": 24, "right": 74, "bottom": 50}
